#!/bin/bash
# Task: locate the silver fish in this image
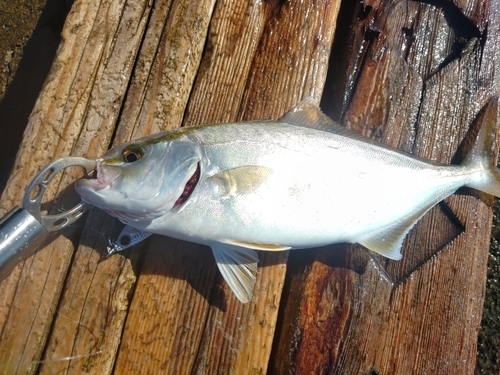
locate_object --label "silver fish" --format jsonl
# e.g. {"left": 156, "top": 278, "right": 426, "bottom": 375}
{"left": 75, "top": 98, "right": 500, "bottom": 302}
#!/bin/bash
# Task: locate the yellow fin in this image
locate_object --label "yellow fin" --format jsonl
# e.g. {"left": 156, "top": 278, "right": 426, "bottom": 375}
{"left": 280, "top": 98, "right": 348, "bottom": 134}
{"left": 280, "top": 99, "right": 395, "bottom": 147}
{"left": 222, "top": 239, "right": 291, "bottom": 251}
{"left": 463, "top": 97, "right": 500, "bottom": 197}
{"left": 208, "top": 166, "right": 273, "bottom": 197}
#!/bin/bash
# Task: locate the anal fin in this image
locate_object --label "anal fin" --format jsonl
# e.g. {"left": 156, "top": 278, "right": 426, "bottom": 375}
{"left": 358, "top": 229, "right": 405, "bottom": 260}
{"left": 357, "top": 201, "right": 441, "bottom": 260}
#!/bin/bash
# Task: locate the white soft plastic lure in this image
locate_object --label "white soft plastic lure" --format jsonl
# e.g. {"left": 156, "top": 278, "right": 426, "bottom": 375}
{"left": 75, "top": 98, "right": 500, "bottom": 303}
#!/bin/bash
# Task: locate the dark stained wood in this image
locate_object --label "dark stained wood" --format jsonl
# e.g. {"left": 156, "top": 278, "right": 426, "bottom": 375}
{"left": 0, "top": 0, "right": 498, "bottom": 374}
{"left": 270, "top": 0, "right": 499, "bottom": 374}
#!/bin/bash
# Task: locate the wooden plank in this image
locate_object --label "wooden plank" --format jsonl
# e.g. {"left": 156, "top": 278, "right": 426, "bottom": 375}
{"left": 114, "top": 1, "right": 341, "bottom": 374}
{"left": 39, "top": 0, "right": 218, "bottom": 374}
{"left": 0, "top": 0, "right": 341, "bottom": 373}
{"left": 0, "top": 0, "right": 153, "bottom": 373}
{"left": 0, "top": 0, "right": 498, "bottom": 374}
{"left": 0, "top": 1, "right": 154, "bottom": 373}
{"left": 270, "top": 0, "right": 499, "bottom": 374}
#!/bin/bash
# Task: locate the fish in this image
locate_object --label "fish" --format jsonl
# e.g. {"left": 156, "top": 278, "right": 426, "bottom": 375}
{"left": 75, "top": 98, "right": 500, "bottom": 303}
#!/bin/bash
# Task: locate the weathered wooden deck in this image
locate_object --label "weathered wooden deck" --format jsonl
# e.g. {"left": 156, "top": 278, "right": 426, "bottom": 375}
{"left": 0, "top": 0, "right": 499, "bottom": 374}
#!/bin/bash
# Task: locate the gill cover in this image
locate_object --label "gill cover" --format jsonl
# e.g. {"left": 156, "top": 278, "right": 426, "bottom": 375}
{"left": 159, "top": 140, "right": 203, "bottom": 210}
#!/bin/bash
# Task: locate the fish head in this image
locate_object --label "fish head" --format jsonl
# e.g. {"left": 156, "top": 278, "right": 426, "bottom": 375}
{"left": 75, "top": 133, "right": 203, "bottom": 224}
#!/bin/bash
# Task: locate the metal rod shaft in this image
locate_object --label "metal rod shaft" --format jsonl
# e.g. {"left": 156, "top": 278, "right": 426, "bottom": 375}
{"left": 0, "top": 207, "right": 50, "bottom": 280}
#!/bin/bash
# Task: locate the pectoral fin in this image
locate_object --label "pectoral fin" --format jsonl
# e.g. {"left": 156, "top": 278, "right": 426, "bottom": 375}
{"left": 211, "top": 245, "right": 259, "bottom": 303}
{"left": 208, "top": 166, "right": 273, "bottom": 197}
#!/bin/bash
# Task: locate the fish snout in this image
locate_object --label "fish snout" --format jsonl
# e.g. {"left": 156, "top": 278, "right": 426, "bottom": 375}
{"left": 94, "top": 161, "right": 122, "bottom": 190}
{"left": 75, "top": 160, "right": 122, "bottom": 194}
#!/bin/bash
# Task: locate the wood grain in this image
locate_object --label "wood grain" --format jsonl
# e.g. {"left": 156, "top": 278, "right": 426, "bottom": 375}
{"left": 0, "top": 0, "right": 341, "bottom": 373}
{"left": 114, "top": 1, "right": 341, "bottom": 374}
{"left": 0, "top": 0, "right": 498, "bottom": 374}
{"left": 270, "top": 0, "right": 499, "bottom": 374}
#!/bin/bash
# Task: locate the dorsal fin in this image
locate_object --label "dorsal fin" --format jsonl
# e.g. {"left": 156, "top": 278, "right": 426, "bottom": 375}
{"left": 280, "top": 98, "right": 351, "bottom": 135}
{"left": 281, "top": 99, "right": 428, "bottom": 154}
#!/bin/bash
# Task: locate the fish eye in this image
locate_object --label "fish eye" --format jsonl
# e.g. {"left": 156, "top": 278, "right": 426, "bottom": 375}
{"left": 122, "top": 145, "right": 145, "bottom": 163}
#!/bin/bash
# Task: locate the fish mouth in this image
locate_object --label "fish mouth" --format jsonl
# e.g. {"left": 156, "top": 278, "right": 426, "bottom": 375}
{"left": 77, "top": 161, "right": 122, "bottom": 192}
{"left": 173, "top": 162, "right": 200, "bottom": 208}
{"left": 93, "top": 161, "right": 122, "bottom": 190}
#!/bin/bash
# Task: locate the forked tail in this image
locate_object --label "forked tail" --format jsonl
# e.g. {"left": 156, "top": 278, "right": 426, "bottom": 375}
{"left": 463, "top": 97, "right": 500, "bottom": 197}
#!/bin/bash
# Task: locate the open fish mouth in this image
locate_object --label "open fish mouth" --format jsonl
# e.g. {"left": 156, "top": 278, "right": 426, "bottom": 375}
{"left": 78, "top": 161, "right": 122, "bottom": 191}
{"left": 174, "top": 162, "right": 200, "bottom": 208}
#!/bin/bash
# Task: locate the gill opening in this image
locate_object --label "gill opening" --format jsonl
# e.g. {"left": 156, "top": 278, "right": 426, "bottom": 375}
{"left": 173, "top": 162, "right": 200, "bottom": 208}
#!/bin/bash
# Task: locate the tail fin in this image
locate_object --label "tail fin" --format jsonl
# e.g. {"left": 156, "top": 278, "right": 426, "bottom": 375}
{"left": 464, "top": 97, "right": 500, "bottom": 197}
